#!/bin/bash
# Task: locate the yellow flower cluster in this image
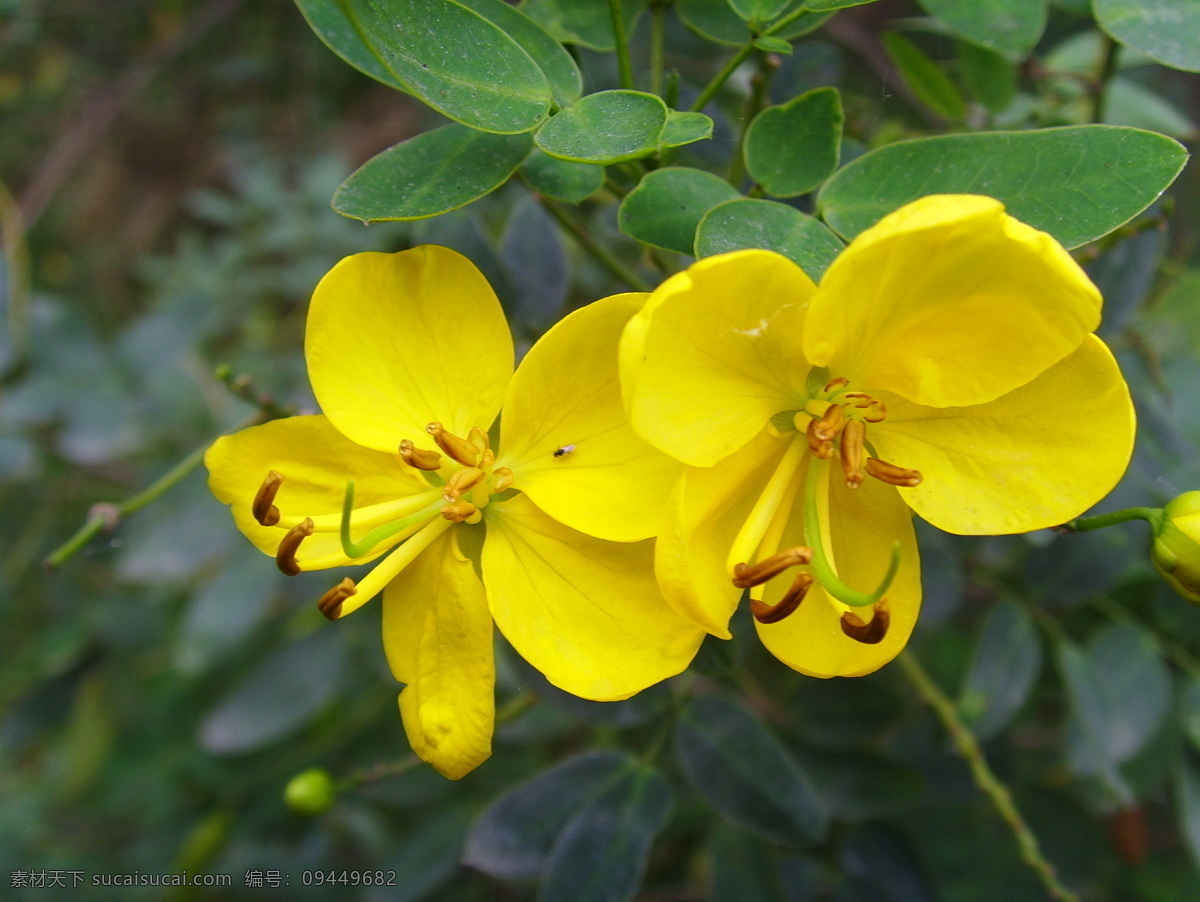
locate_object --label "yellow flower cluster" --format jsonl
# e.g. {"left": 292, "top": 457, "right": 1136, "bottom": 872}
{"left": 207, "top": 196, "right": 1134, "bottom": 778}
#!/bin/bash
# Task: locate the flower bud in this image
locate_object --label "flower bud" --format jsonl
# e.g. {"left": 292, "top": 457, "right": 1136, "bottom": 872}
{"left": 284, "top": 767, "right": 336, "bottom": 816}
{"left": 1152, "top": 492, "right": 1200, "bottom": 605}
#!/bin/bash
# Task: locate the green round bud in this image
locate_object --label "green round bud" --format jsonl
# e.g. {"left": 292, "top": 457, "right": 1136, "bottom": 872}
{"left": 284, "top": 767, "right": 336, "bottom": 816}
{"left": 1152, "top": 492, "right": 1200, "bottom": 605}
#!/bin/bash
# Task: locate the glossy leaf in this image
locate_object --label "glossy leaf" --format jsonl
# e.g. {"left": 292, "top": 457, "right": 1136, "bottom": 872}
{"left": 463, "top": 750, "right": 630, "bottom": 879}
{"left": 674, "top": 696, "right": 827, "bottom": 846}
{"left": 817, "top": 126, "right": 1189, "bottom": 249}
{"left": 541, "top": 764, "right": 674, "bottom": 902}
{"left": 695, "top": 198, "right": 844, "bottom": 280}
{"left": 745, "top": 87, "right": 843, "bottom": 198}
{"left": 523, "top": 0, "right": 646, "bottom": 51}
{"left": 333, "top": 125, "right": 532, "bottom": 222}
{"left": 881, "top": 32, "right": 966, "bottom": 121}
{"left": 520, "top": 149, "right": 605, "bottom": 203}
{"left": 535, "top": 91, "right": 667, "bottom": 164}
{"left": 676, "top": 0, "right": 830, "bottom": 47}
{"left": 957, "top": 602, "right": 1042, "bottom": 740}
{"left": 957, "top": 40, "right": 1017, "bottom": 113}
{"left": 1096, "top": 0, "right": 1200, "bottom": 73}
{"left": 347, "top": 0, "right": 551, "bottom": 134}
{"left": 294, "top": 0, "right": 405, "bottom": 89}
{"left": 916, "top": 0, "right": 1047, "bottom": 57}
{"left": 456, "top": 0, "right": 582, "bottom": 108}
{"left": 659, "top": 111, "right": 715, "bottom": 150}
{"left": 618, "top": 167, "right": 741, "bottom": 254}
{"left": 729, "top": 0, "right": 791, "bottom": 23}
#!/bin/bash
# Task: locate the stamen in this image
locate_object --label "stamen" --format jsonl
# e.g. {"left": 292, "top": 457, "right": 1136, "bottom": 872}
{"left": 866, "top": 457, "right": 923, "bottom": 487}
{"left": 478, "top": 448, "right": 495, "bottom": 470}
{"left": 726, "top": 434, "right": 808, "bottom": 574}
{"left": 443, "top": 467, "right": 484, "bottom": 501}
{"left": 732, "top": 546, "right": 813, "bottom": 588}
{"left": 328, "top": 517, "right": 454, "bottom": 620}
{"left": 276, "top": 517, "right": 314, "bottom": 575}
{"left": 823, "top": 376, "right": 849, "bottom": 394}
{"left": 468, "top": 426, "right": 490, "bottom": 453}
{"left": 805, "top": 418, "right": 833, "bottom": 459}
{"left": 492, "top": 467, "right": 514, "bottom": 492}
{"left": 840, "top": 420, "right": 866, "bottom": 489}
{"left": 441, "top": 500, "right": 478, "bottom": 522}
{"left": 811, "top": 403, "right": 846, "bottom": 442}
{"left": 750, "top": 572, "right": 813, "bottom": 623}
{"left": 844, "top": 393, "right": 887, "bottom": 423}
{"left": 252, "top": 470, "right": 284, "bottom": 526}
{"left": 426, "top": 422, "right": 479, "bottom": 466}
{"left": 840, "top": 600, "right": 890, "bottom": 644}
{"left": 318, "top": 577, "right": 356, "bottom": 621}
{"left": 399, "top": 439, "right": 442, "bottom": 471}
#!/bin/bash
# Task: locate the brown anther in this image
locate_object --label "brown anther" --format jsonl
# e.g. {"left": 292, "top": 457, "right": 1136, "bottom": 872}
{"left": 732, "top": 546, "right": 813, "bottom": 589}
{"left": 426, "top": 422, "right": 479, "bottom": 466}
{"left": 844, "top": 392, "right": 887, "bottom": 423}
{"left": 823, "top": 376, "right": 849, "bottom": 393}
{"left": 468, "top": 426, "right": 490, "bottom": 453}
{"left": 865, "top": 457, "right": 923, "bottom": 487}
{"left": 441, "top": 500, "right": 478, "bottom": 522}
{"left": 840, "top": 600, "right": 890, "bottom": 644}
{"left": 806, "top": 418, "right": 834, "bottom": 459}
{"left": 399, "top": 439, "right": 442, "bottom": 471}
{"left": 317, "top": 577, "right": 357, "bottom": 620}
{"left": 252, "top": 470, "right": 284, "bottom": 526}
{"left": 275, "top": 517, "right": 314, "bottom": 576}
{"left": 840, "top": 419, "right": 866, "bottom": 489}
{"left": 750, "top": 572, "right": 813, "bottom": 623}
{"left": 492, "top": 467, "right": 514, "bottom": 492}
{"left": 443, "top": 466, "right": 484, "bottom": 501}
{"left": 811, "top": 402, "right": 846, "bottom": 442}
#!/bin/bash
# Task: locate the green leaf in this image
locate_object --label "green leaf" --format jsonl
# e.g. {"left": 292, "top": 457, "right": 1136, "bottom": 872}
{"left": 541, "top": 764, "right": 674, "bottom": 902}
{"left": 1096, "top": 0, "right": 1200, "bottom": 73}
{"left": 455, "top": 0, "right": 582, "bottom": 108}
{"left": 745, "top": 87, "right": 843, "bottom": 197}
{"left": 695, "top": 199, "right": 844, "bottom": 280}
{"left": 676, "top": 0, "right": 830, "bottom": 47}
{"left": 817, "top": 126, "right": 1189, "bottom": 249}
{"left": 754, "top": 36, "right": 794, "bottom": 54}
{"left": 463, "top": 750, "right": 631, "bottom": 879}
{"left": 659, "top": 111, "right": 715, "bottom": 150}
{"left": 294, "top": 0, "right": 406, "bottom": 89}
{"left": 520, "top": 148, "right": 604, "bottom": 202}
{"left": 710, "top": 825, "right": 818, "bottom": 902}
{"left": 916, "top": 0, "right": 1047, "bottom": 57}
{"left": 674, "top": 696, "right": 828, "bottom": 845}
{"left": 536, "top": 90, "right": 667, "bottom": 164}
{"left": 957, "top": 40, "right": 1017, "bottom": 113}
{"left": 1105, "top": 78, "right": 1198, "bottom": 141}
{"left": 729, "top": 0, "right": 791, "bottom": 24}
{"left": 1176, "top": 749, "right": 1200, "bottom": 872}
{"left": 1086, "top": 624, "right": 1171, "bottom": 764}
{"left": 881, "top": 32, "right": 966, "bottom": 121}
{"left": 333, "top": 125, "right": 532, "bottom": 222}
{"left": 347, "top": 0, "right": 551, "bottom": 134}
{"left": 618, "top": 167, "right": 741, "bottom": 254}
{"left": 803, "top": 0, "right": 881, "bottom": 8}
{"left": 523, "top": 0, "right": 646, "bottom": 51}
{"left": 957, "top": 602, "right": 1042, "bottom": 740}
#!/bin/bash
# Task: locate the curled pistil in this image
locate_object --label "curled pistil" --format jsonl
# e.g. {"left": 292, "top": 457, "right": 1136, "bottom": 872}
{"left": 839, "top": 600, "right": 890, "bottom": 644}
{"left": 318, "top": 577, "right": 357, "bottom": 620}
{"left": 866, "top": 457, "right": 923, "bottom": 487}
{"left": 253, "top": 470, "right": 284, "bottom": 526}
{"left": 399, "top": 439, "right": 442, "bottom": 471}
{"left": 750, "top": 571, "right": 813, "bottom": 624}
{"left": 732, "top": 546, "right": 813, "bottom": 588}
{"left": 426, "top": 422, "right": 480, "bottom": 466}
{"left": 276, "top": 517, "right": 314, "bottom": 575}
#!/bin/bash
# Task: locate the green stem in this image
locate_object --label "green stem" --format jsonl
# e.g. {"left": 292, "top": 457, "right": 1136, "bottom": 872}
{"left": 650, "top": 2, "right": 666, "bottom": 97}
{"left": 609, "top": 0, "right": 635, "bottom": 90}
{"left": 728, "top": 52, "right": 776, "bottom": 187}
{"left": 898, "top": 650, "right": 1080, "bottom": 902}
{"left": 537, "top": 196, "right": 652, "bottom": 292}
{"left": 689, "top": 6, "right": 805, "bottom": 112}
{"left": 1063, "top": 506, "right": 1160, "bottom": 533}
{"left": 1092, "top": 32, "right": 1119, "bottom": 124}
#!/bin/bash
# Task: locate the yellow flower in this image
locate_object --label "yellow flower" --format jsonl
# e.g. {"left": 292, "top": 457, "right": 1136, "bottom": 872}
{"left": 206, "top": 246, "right": 703, "bottom": 779}
{"left": 1152, "top": 492, "right": 1200, "bottom": 604}
{"left": 620, "top": 195, "right": 1135, "bottom": 678}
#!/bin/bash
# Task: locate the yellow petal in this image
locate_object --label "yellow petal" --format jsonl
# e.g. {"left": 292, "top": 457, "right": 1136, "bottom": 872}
{"left": 499, "top": 293, "right": 681, "bottom": 542}
{"left": 806, "top": 195, "right": 1101, "bottom": 408}
{"left": 621, "top": 249, "right": 816, "bottom": 468}
{"left": 869, "top": 334, "right": 1135, "bottom": 534}
{"left": 756, "top": 462, "right": 921, "bottom": 678}
{"left": 382, "top": 528, "right": 494, "bottom": 780}
{"left": 306, "top": 247, "right": 514, "bottom": 454}
{"left": 205, "top": 415, "right": 429, "bottom": 569}
{"left": 482, "top": 493, "right": 704, "bottom": 701}
{"left": 656, "top": 429, "right": 794, "bottom": 638}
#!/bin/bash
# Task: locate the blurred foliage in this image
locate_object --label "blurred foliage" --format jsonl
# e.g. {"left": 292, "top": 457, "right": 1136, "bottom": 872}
{"left": 2, "top": 0, "right": 1200, "bottom": 900}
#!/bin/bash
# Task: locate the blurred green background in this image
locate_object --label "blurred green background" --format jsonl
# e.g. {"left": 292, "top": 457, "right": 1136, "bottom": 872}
{"left": 4, "top": 1, "right": 1200, "bottom": 900}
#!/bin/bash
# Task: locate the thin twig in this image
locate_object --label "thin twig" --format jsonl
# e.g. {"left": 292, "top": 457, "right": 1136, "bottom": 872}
{"left": 688, "top": 6, "right": 808, "bottom": 113}
{"left": 609, "top": 0, "right": 635, "bottom": 90}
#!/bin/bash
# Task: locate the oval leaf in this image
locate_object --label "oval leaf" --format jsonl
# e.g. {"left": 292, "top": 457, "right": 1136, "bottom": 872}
{"left": 729, "top": 0, "right": 792, "bottom": 23}
{"left": 745, "top": 87, "right": 843, "bottom": 198}
{"left": 295, "top": 0, "right": 406, "bottom": 89}
{"left": 659, "top": 111, "right": 715, "bottom": 151}
{"left": 618, "top": 167, "right": 741, "bottom": 254}
{"left": 817, "top": 126, "right": 1189, "bottom": 249}
{"left": 523, "top": 0, "right": 646, "bottom": 52}
{"left": 1086, "top": 623, "right": 1171, "bottom": 763}
{"left": 957, "top": 601, "right": 1042, "bottom": 740}
{"left": 334, "top": 125, "right": 532, "bottom": 222}
{"left": 881, "top": 32, "right": 966, "bottom": 121}
{"left": 677, "top": 0, "right": 830, "bottom": 47}
{"left": 1096, "top": 0, "right": 1200, "bottom": 73}
{"left": 520, "top": 148, "right": 605, "bottom": 203}
{"left": 696, "top": 198, "right": 844, "bottom": 280}
{"left": 916, "top": 0, "right": 1047, "bottom": 57}
{"left": 349, "top": 0, "right": 551, "bottom": 134}
{"left": 536, "top": 90, "right": 667, "bottom": 164}
{"left": 674, "top": 696, "right": 828, "bottom": 845}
